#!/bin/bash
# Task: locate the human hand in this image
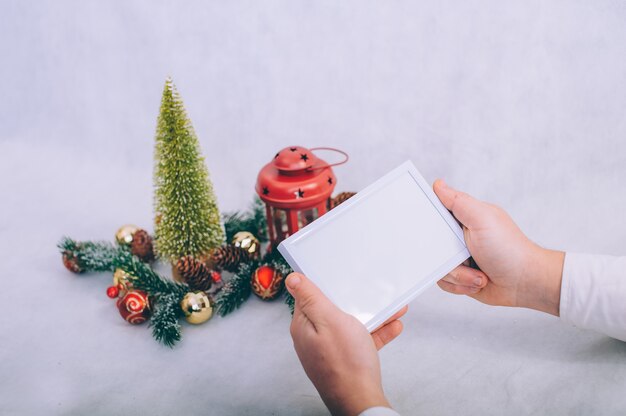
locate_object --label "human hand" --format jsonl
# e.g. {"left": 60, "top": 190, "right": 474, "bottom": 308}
{"left": 286, "top": 272, "right": 406, "bottom": 416}
{"left": 433, "top": 180, "right": 565, "bottom": 316}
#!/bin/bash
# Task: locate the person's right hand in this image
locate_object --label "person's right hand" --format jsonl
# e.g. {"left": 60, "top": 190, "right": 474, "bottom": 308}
{"left": 433, "top": 180, "right": 565, "bottom": 316}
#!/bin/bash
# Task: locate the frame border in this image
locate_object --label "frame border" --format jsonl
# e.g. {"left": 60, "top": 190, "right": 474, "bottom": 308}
{"left": 278, "top": 160, "right": 470, "bottom": 331}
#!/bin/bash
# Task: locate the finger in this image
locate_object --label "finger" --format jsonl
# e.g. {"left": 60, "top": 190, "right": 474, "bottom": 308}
{"left": 372, "top": 320, "right": 404, "bottom": 350}
{"left": 433, "top": 179, "right": 485, "bottom": 229}
{"left": 440, "top": 265, "right": 488, "bottom": 288}
{"left": 381, "top": 306, "right": 408, "bottom": 328}
{"left": 285, "top": 273, "right": 338, "bottom": 324}
{"left": 290, "top": 304, "right": 319, "bottom": 340}
{"left": 437, "top": 279, "right": 482, "bottom": 296}
{"left": 370, "top": 306, "right": 409, "bottom": 333}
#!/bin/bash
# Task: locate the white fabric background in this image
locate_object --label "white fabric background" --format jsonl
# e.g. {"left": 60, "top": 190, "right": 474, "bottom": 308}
{"left": 1, "top": 1, "right": 625, "bottom": 415}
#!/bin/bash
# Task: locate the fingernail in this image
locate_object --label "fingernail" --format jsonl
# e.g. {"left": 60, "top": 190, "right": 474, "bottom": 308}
{"left": 473, "top": 277, "right": 483, "bottom": 286}
{"left": 469, "top": 286, "right": 480, "bottom": 293}
{"left": 287, "top": 274, "right": 301, "bottom": 289}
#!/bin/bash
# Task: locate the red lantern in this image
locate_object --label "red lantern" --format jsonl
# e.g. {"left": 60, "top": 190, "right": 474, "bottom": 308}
{"left": 256, "top": 146, "right": 347, "bottom": 246}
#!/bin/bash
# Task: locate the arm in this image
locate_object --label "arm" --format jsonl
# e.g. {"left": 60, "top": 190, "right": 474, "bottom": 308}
{"left": 287, "top": 180, "right": 625, "bottom": 416}
{"left": 434, "top": 180, "right": 626, "bottom": 341}
{"left": 560, "top": 253, "right": 626, "bottom": 342}
{"left": 286, "top": 273, "right": 406, "bottom": 416}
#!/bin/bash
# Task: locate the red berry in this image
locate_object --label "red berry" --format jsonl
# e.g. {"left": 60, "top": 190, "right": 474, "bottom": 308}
{"left": 106, "top": 286, "right": 119, "bottom": 299}
{"left": 210, "top": 270, "right": 222, "bottom": 283}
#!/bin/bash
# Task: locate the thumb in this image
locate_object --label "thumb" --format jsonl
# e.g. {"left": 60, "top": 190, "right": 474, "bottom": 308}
{"left": 433, "top": 179, "right": 485, "bottom": 229}
{"left": 286, "top": 272, "right": 337, "bottom": 323}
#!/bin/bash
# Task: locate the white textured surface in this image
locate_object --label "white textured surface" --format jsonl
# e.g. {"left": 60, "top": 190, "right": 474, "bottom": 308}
{"left": 1, "top": 1, "right": 626, "bottom": 415}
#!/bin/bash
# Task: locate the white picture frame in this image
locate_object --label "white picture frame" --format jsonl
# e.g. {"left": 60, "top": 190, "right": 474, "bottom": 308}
{"left": 278, "top": 160, "right": 470, "bottom": 332}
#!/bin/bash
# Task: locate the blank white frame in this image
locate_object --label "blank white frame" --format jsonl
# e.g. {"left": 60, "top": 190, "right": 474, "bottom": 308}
{"left": 278, "top": 160, "right": 470, "bottom": 332}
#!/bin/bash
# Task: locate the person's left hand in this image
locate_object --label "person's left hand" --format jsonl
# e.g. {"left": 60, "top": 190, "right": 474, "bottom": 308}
{"left": 286, "top": 272, "right": 407, "bottom": 416}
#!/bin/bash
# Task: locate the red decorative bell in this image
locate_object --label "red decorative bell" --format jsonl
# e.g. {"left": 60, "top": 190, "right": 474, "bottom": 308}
{"left": 256, "top": 146, "right": 347, "bottom": 246}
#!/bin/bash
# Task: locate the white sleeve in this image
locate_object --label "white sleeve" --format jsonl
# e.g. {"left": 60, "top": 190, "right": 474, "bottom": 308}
{"left": 559, "top": 252, "right": 626, "bottom": 342}
{"left": 359, "top": 406, "right": 401, "bottom": 416}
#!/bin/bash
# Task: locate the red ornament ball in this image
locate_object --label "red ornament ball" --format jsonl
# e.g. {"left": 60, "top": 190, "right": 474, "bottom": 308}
{"left": 251, "top": 265, "right": 284, "bottom": 300}
{"left": 106, "top": 286, "right": 119, "bottom": 299}
{"left": 116, "top": 290, "right": 151, "bottom": 324}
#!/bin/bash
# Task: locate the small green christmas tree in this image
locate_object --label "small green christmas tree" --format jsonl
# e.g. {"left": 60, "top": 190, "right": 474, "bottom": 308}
{"left": 153, "top": 77, "right": 225, "bottom": 262}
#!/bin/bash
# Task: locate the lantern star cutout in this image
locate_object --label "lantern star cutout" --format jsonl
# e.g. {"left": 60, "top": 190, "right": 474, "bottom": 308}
{"left": 262, "top": 186, "right": 270, "bottom": 195}
{"left": 290, "top": 147, "right": 298, "bottom": 152}
{"left": 300, "top": 153, "right": 309, "bottom": 162}
{"left": 274, "top": 152, "right": 279, "bottom": 159}
{"left": 327, "top": 176, "right": 333, "bottom": 185}
{"left": 294, "top": 188, "right": 305, "bottom": 199}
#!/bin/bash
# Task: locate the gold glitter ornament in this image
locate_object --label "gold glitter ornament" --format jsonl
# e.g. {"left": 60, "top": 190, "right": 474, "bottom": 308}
{"left": 231, "top": 231, "right": 260, "bottom": 258}
{"left": 115, "top": 225, "right": 140, "bottom": 245}
{"left": 180, "top": 291, "right": 213, "bottom": 324}
{"left": 113, "top": 268, "right": 133, "bottom": 291}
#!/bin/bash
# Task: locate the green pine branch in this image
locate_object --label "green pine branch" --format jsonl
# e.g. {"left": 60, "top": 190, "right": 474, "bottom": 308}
{"left": 284, "top": 292, "right": 295, "bottom": 315}
{"left": 113, "top": 249, "right": 188, "bottom": 298}
{"left": 149, "top": 292, "right": 183, "bottom": 348}
{"left": 223, "top": 197, "right": 269, "bottom": 243}
{"left": 264, "top": 248, "right": 293, "bottom": 277}
{"left": 58, "top": 237, "right": 121, "bottom": 273}
{"left": 215, "top": 261, "right": 257, "bottom": 316}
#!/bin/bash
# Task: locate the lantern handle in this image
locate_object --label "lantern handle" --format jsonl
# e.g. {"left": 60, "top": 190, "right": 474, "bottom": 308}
{"left": 307, "top": 147, "right": 349, "bottom": 171}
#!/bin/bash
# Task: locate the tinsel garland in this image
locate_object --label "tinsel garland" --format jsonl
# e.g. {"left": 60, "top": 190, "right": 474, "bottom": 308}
{"left": 59, "top": 237, "right": 191, "bottom": 347}
{"left": 58, "top": 204, "right": 295, "bottom": 347}
{"left": 58, "top": 240, "right": 294, "bottom": 345}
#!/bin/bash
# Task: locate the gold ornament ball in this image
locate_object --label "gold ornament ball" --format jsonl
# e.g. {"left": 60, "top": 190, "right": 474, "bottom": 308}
{"left": 232, "top": 231, "right": 260, "bottom": 258}
{"left": 113, "top": 268, "right": 133, "bottom": 291}
{"left": 115, "top": 224, "right": 140, "bottom": 245}
{"left": 180, "top": 291, "right": 213, "bottom": 324}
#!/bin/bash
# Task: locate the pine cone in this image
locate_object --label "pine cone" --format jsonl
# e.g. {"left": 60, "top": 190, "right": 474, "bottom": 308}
{"left": 211, "top": 245, "right": 250, "bottom": 272}
{"left": 62, "top": 251, "right": 82, "bottom": 273}
{"left": 130, "top": 229, "right": 155, "bottom": 262}
{"left": 176, "top": 256, "right": 212, "bottom": 291}
{"left": 330, "top": 192, "right": 356, "bottom": 209}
